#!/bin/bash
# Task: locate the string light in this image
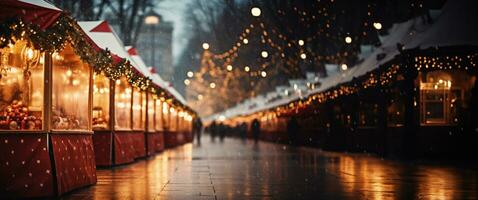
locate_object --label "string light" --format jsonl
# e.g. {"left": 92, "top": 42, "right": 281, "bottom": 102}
{"left": 261, "top": 50, "right": 269, "bottom": 58}
{"left": 0, "top": 16, "right": 197, "bottom": 117}
{"left": 243, "top": 38, "right": 249, "bottom": 44}
{"left": 300, "top": 53, "right": 307, "bottom": 59}
{"left": 345, "top": 36, "right": 352, "bottom": 44}
{"left": 184, "top": 79, "right": 190, "bottom": 85}
{"left": 209, "top": 82, "right": 216, "bottom": 88}
{"left": 251, "top": 7, "right": 261, "bottom": 17}
{"left": 373, "top": 22, "right": 382, "bottom": 30}
{"left": 298, "top": 39, "right": 305, "bottom": 46}
{"left": 202, "top": 42, "right": 210, "bottom": 50}
{"left": 341, "top": 64, "right": 348, "bottom": 70}
{"left": 187, "top": 71, "right": 194, "bottom": 78}
{"left": 261, "top": 71, "right": 267, "bottom": 77}
{"left": 244, "top": 66, "right": 250, "bottom": 72}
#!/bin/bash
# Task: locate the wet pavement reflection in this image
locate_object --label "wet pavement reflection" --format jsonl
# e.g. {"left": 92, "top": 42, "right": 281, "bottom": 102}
{"left": 63, "top": 135, "right": 478, "bottom": 200}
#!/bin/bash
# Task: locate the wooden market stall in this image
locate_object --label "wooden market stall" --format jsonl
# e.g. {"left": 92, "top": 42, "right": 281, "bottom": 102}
{"left": 220, "top": 0, "right": 478, "bottom": 159}
{"left": 0, "top": 1, "right": 99, "bottom": 197}
{"left": 78, "top": 21, "right": 150, "bottom": 166}
{"left": 126, "top": 47, "right": 164, "bottom": 155}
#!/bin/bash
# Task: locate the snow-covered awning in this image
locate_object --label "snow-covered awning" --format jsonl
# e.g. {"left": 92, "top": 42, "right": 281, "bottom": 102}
{"left": 405, "top": 0, "right": 478, "bottom": 49}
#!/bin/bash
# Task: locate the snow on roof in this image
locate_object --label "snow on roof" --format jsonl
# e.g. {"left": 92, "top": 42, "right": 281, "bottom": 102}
{"left": 125, "top": 46, "right": 152, "bottom": 78}
{"left": 78, "top": 21, "right": 131, "bottom": 59}
{"left": 19, "top": 0, "right": 61, "bottom": 10}
{"left": 406, "top": 0, "right": 478, "bottom": 49}
{"left": 214, "top": 0, "right": 478, "bottom": 119}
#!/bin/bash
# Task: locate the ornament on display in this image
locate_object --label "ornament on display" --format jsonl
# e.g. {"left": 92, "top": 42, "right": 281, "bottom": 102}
{"left": 0, "top": 100, "right": 41, "bottom": 130}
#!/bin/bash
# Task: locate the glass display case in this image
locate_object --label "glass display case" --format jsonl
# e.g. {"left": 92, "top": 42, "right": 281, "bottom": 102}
{"left": 114, "top": 77, "right": 132, "bottom": 130}
{"left": 0, "top": 40, "right": 44, "bottom": 130}
{"left": 132, "top": 87, "right": 145, "bottom": 130}
{"left": 51, "top": 44, "right": 91, "bottom": 131}
{"left": 162, "top": 102, "right": 170, "bottom": 130}
{"left": 155, "top": 99, "right": 163, "bottom": 131}
{"left": 147, "top": 93, "right": 155, "bottom": 132}
{"left": 169, "top": 106, "right": 177, "bottom": 131}
{"left": 419, "top": 71, "right": 473, "bottom": 125}
{"left": 92, "top": 73, "right": 110, "bottom": 130}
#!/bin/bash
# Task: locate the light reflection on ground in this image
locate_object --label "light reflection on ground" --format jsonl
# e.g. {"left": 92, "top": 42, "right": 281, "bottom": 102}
{"left": 64, "top": 135, "right": 478, "bottom": 200}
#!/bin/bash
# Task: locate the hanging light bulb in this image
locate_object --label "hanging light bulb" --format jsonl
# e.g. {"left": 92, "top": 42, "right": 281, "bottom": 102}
{"left": 300, "top": 53, "right": 307, "bottom": 59}
{"left": 298, "top": 39, "right": 305, "bottom": 46}
{"left": 251, "top": 7, "right": 261, "bottom": 17}
{"left": 373, "top": 22, "right": 382, "bottom": 30}
{"left": 226, "top": 64, "right": 233, "bottom": 71}
{"left": 187, "top": 71, "right": 194, "bottom": 78}
{"left": 202, "top": 43, "right": 210, "bottom": 50}
{"left": 345, "top": 36, "right": 352, "bottom": 44}
{"left": 243, "top": 38, "right": 249, "bottom": 44}
{"left": 261, "top": 71, "right": 267, "bottom": 77}
{"left": 341, "top": 64, "right": 348, "bottom": 70}
{"left": 209, "top": 82, "right": 216, "bottom": 89}
{"left": 184, "top": 79, "right": 190, "bottom": 85}
{"left": 261, "top": 51, "right": 268, "bottom": 58}
{"left": 244, "top": 66, "right": 250, "bottom": 72}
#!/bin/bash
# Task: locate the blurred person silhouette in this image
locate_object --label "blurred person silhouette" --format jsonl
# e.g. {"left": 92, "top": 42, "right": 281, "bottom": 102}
{"left": 251, "top": 119, "right": 261, "bottom": 143}
{"left": 210, "top": 120, "right": 217, "bottom": 142}
{"left": 240, "top": 122, "right": 248, "bottom": 141}
{"left": 193, "top": 118, "right": 203, "bottom": 145}
{"left": 218, "top": 122, "right": 226, "bottom": 142}
{"left": 287, "top": 116, "right": 300, "bottom": 146}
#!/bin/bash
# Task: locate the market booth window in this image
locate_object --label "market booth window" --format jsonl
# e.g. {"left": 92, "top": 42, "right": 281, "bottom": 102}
{"left": 92, "top": 73, "right": 110, "bottom": 130}
{"left": 0, "top": 40, "right": 44, "bottom": 130}
{"left": 51, "top": 45, "right": 91, "bottom": 130}
{"left": 0, "top": 41, "right": 96, "bottom": 197}
{"left": 132, "top": 87, "right": 145, "bottom": 130}
{"left": 114, "top": 77, "right": 132, "bottom": 130}
{"left": 419, "top": 71, "right": 474, "bottom": 125}
{"left": 155, "top": 99, "right": 163, "bottom": 131}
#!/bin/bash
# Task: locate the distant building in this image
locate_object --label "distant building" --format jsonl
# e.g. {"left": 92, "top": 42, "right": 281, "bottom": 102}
{"left": 136, "top": 14, "right": 174, "bottom": 82}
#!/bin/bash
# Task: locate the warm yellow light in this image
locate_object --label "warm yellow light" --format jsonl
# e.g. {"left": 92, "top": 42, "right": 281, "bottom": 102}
{"left": 298, "top": 39, "right": 305, "bottom": 46}
{"left": 243, "top": 38, "right": 249, "bottom": 44}
{"left": 300, "top": 53, "right": 307, "bottom": 59}
{"left": 209, "top": 82, "right": 216, "bottom": 88}
{"left": 26, "top": 48, "right": 35, "bottom": 60}
{"left": 373, "top": 22, "right": 382, "bottom": 30}
{"left": 184, "top": 79, "right": 190, "bottom": 85}
{"left": 144, "top": 15, "right": 159, "bottom": 25}
{"left": 261, "top": 71, "right": 267, "bottom": 77}
{"left": 202, "top": 43, "right": 210, "bottom": 50}
{"left": 187, "top": 71, "right": 194, "bottom": 78}
{"left": 261, "top": 51, "right": 268, "bottom": 58}
{"left": 72, "top": 79, "right": 80, "bottom": 86}
{"left": 345, "top": 36, "right": 352, "bottom": 44}
{"left": 226, "top": 64, "right": 233, "bottom": 71}
{"left": 218, "top": 115, "right": 226, "bottom": 121}
{"left": 197, "top": 94, "right": 203, "bottom": 100}
{"left": 115, "top": 79, "right": 121, "bottom": 85}
{"left": 341, "top": 64, "right": 348, "bottom": 70}
{"left": 244, "top": 66, "right": 250, "bottom": 72}
{"left": 251, "top": 7, "right": 261, "bottom": 17}
{"left": 66, "top": 69, "right": 72, "bottom": 77}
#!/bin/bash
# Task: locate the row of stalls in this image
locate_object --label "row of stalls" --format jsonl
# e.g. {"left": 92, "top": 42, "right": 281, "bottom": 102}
{"left": 216, "top": 0, "right": 478, "bottom": 159}
{"left": 0, "top": 0, "right": 195, "bottom": 198}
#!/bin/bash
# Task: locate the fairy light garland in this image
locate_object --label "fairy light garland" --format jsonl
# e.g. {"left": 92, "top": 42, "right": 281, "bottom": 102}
{"left": 0, "top": 16, "right": 196, "bottom": 116}
{"left": 224, "top": 51, "right": 478, "bottom": 121}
